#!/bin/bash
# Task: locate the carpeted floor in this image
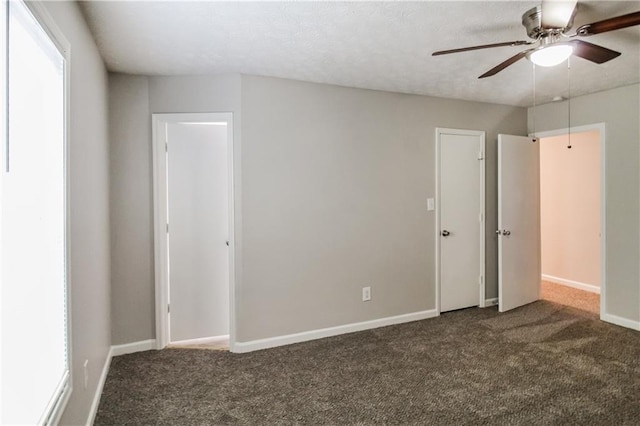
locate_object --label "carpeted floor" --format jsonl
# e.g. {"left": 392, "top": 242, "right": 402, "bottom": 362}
{"left": 95, "top": 301, "right": 640, "bottom": 425}
{"left": 540, "top": 280, "right": 600, "bottom": 315}
{"left": 168, "top": 337, "right": 229, "bottom": 351}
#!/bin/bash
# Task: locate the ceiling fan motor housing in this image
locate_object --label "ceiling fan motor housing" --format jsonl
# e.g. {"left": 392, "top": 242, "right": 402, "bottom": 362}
{"left": 522, "top": 6, "right": 576, "bottom": 39}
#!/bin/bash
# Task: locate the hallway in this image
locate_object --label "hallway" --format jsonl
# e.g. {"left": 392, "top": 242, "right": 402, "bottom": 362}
{"left": 540, "top": 280, "right": 599, "bottom": 315}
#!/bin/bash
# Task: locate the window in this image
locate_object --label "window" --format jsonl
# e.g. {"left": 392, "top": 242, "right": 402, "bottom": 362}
{"left": 1, "top": 1, "right": 70, "bottom": 424}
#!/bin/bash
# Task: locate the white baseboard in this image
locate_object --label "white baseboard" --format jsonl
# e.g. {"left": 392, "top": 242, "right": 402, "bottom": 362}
{"left": 86, "top": 347, "right": 113, "bottom": 426}
{"left": 602, "top": 313, "right": 640, "bottom": 331}
{"left": 542, "top": 274, "right": 600, "bottom": 294}
{"left": 233, "top": 309, "right": 439, "bottom": 353}
{"left": 484, "top": 298, "right": 498, "bottom": 307}
{"left": 111, "top": 339, "right": 156, "bottom": 357}
{"left": 169, "top": 334, "right": 229, "bottom": 346}
{"left": 86, "top": 339, "right": 157, "bottom": 425}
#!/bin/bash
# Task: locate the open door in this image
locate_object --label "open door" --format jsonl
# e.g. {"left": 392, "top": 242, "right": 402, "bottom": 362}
{"left": 498, "top": 134, "right": 541, "bottom": 312}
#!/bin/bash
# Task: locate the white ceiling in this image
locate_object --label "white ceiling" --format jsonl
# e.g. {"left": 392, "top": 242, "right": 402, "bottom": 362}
{"left": 79, "top": 1, "right": 640, "bottom": 107}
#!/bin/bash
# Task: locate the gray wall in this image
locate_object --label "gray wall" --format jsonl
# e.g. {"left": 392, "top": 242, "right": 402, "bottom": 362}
{"left": 109, "top": 74, "right": 242, "bottom": 344}
{"left": 38, "top": 2, "right": 112, "bottom": 424}
{"left": 108, "top": 73, "right": 526, "bottom": 344}
{"left": 238, "top": 75, "right": 525, "bottom": 340}
{"left": 109, "top": 74, "right": 154, "bottom": 345}
{"left": 529, "top": 84, "right": 640, "bottom": 324}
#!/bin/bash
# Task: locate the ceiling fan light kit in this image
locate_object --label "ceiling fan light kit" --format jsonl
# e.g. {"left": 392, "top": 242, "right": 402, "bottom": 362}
{"left": 432, "top": 0, "right": 640, "bottom": 79}
{"left": 528, "top": 43, "right": 573, "bottom": 67}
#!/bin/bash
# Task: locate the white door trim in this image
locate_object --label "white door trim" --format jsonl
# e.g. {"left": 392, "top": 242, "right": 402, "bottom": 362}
{"left": 435, "top": 128, "right": 486, "bottom": 313}
{"left": 532, "top": 123, "right": 606, "bottom": 321}
{"left": 152, "top": 112, "right": 236, "bottom": 351}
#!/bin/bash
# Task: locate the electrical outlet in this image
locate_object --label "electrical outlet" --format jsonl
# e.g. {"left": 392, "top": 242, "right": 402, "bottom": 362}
{"left": 83, "top": 360, "right": 89, "bottom": 390}
{"left": 362, "top": 286, "right": 371, "bottom": 302}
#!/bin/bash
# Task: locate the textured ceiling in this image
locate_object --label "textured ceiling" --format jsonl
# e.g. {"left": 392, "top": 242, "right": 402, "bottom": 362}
{"left": 80, "top": 1, "right": 640, "bottom": 107}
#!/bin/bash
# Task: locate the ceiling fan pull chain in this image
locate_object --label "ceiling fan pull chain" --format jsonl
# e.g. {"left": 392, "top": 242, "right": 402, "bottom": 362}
{"left": 567, "top": 57, "right": 572, "bottom": 149}
{"left": 532, "top": 63, "right": 537, "bottom": 141}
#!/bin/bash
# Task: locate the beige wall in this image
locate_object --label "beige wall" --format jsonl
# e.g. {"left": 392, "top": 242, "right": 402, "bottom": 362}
{"left": 540, "top": 131, "right": 601, "bottom": 288}
{"left": 529, "top": 84, "right": 640, "bottom": 325}
{"left": 108, "top": 73, "right": 527, "bottom": 344}
{"left": 36, "top": 2, "right": 112, "bottom": 424}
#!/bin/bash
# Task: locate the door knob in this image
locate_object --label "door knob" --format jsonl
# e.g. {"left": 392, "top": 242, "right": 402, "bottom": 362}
{"left": 503, "top": 230, "right": 511, "bottom": 236}
{"left": 441, "top": 230, "right": 450, "bottom": 237}
{"left": 226, "top": 241, "right": 229, "bottom": 246}
{"left": 496, "top": 230, "right": 502, "bottom": 235}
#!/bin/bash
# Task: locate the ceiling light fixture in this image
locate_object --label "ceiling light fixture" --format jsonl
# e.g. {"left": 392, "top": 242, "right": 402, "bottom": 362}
{"left": 528, "top": 44, "right": 574, "bottom": 67}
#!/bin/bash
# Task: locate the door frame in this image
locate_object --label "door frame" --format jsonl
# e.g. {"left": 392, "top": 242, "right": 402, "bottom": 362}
{"left": 533, "top": 123, "right": 606, "bottom": 320}
{"left": 152, "top": 112, "right": 236, "bottom": 351}
{"left": 435, "top": 128, "right": 486, "bottom": 313}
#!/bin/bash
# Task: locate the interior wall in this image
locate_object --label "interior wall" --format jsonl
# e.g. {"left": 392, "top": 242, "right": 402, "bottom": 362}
{"left": 108, "top": 73, "right": 526, "bottom": 345}
{"left": 109, "top": 74, "right": 242, "bottom": 344}
{"left": 529, "top": 84, "right": 640, "bottom": 325}
{"left": 37, "top": 2, "right": 112, "bottom": 425}
{"left": 109, "top": 74, "right": 154, "bottom": 345}
{"left": 540, "top": 131, "right": 601, "bottom": 289}
{"left": 238, "top": 75, "right": 526, "bottom": 341}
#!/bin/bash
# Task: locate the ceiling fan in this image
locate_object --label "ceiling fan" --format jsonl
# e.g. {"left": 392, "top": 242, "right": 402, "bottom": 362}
{"left": 433, "top": 0, "right": 640, "bottom": 78}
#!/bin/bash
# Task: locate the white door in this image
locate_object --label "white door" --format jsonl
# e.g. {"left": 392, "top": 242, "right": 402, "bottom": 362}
{"left": 166, "top": 122, "right": 229, "bottom": 342}
{"left": 498, "top": 134, "right": 541, "bottom": 312}
{"left": 437, "top": 129, "right": 485, "bottom": 312}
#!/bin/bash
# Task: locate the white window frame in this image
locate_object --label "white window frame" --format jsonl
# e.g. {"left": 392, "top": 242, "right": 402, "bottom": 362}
{"left": 1, "top": 1, "right": 72, "bottom": 424}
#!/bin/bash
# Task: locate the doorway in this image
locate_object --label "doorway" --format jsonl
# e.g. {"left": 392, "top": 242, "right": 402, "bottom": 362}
{"left": 538, "top": 125, "right": 604, "bottom": 316}
{"left": 152, "top": 113, "right": 235, "bottom": 350}
{"left": 436, "top": 128, "right": 486, "bottom": 313}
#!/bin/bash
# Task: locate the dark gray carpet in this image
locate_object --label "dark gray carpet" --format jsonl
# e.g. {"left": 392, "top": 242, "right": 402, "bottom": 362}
{"left": 95, "top": 301, "right": 640, "bottom": 425}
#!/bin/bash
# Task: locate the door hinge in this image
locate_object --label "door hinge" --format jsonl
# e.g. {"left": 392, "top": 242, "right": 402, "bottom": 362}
{"left": 167, "top": 304, "right": 170, "bottom": 313}
{"left": 479, "top": 213, "right": 483, "bottom": 222}
{"left": 165, "top": 143, "right": 168, "bottom": 152}
{"left": 166, "top": 223, "right": 169, "bottom": 233}
{"left": 479, "top": 275, "right": 483, "bottom": 285}
{"left": 478, "top": 151, "right": 484, "bottom": 160}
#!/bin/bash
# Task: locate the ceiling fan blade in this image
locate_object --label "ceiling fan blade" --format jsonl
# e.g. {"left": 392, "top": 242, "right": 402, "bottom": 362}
{"left": 575, "top": 11, "right": 640, "bottom": 36}
{"left": 432, "top": 41, "right": 531, "bottom": 56}
{"left": 541, "top": 0, "right": 578, "bottom": 29}
{"left": 568, "top": 40, "right": 621, "bottom": 64}
{"left": 478, "top": 50, "right": 532, "bottom": 79}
